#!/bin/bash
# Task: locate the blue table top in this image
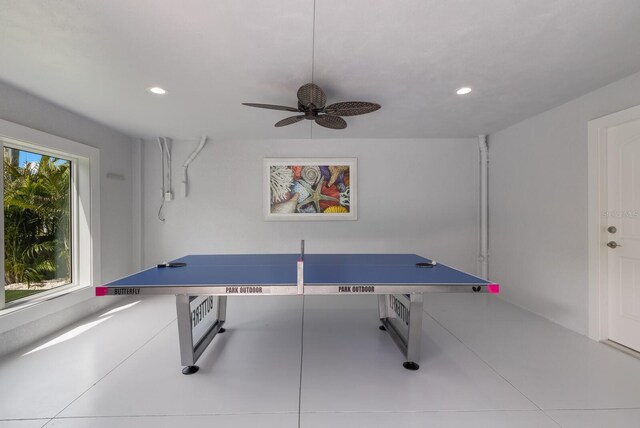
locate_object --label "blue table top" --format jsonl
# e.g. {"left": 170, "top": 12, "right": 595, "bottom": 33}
{"left": 107, "top": 254, "right": 490, "bottom": 287}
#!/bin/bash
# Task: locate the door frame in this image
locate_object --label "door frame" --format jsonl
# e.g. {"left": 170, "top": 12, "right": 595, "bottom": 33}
{"left": 587, "top": 104, "right": 640, "bottom": 341}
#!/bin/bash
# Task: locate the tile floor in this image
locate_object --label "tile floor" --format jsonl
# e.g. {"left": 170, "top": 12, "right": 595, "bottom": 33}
{"left": 1, "top": 293, "right": 639, "bottom": 427}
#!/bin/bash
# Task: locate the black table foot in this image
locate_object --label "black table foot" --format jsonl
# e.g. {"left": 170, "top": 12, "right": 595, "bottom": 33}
{"left": 219, "top": 327, "right": 226, "bottom": 333}
{"left": 403, "top": 361, "right": 420, "bottom": 371}
{"left": 379, "top": 325, "right": 386, "bottom": 331}
{"left": 182, "top": 365, "right": 199, "bottom": 375}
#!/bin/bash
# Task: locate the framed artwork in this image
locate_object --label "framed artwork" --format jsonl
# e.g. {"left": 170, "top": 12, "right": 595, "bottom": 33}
{"left": 264, "top": 158, "right": 357, "bottom": 221}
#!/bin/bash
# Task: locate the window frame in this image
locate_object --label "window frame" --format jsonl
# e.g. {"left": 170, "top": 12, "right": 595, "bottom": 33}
{"left": 3, "top": 144, "right": 76, "bottom": 302}
{"left": 0, "top": 118, "right": 100, "bottom": 314}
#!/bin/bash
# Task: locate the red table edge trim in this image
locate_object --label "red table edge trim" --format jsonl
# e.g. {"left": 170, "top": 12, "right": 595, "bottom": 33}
{"left": 487, "top": 283, "right": 500, "bottom": 294}
{"left": 95, "top": 286, "right": 108, "bottom": 296}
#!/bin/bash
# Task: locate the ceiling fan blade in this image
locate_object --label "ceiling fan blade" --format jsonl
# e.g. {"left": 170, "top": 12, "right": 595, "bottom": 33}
{"left": 275, "top": 115, "right": 306, "bottom": 127}
{"left": 242, "top": 103, "right": 299, "bottom": 112}
{"left": 297, "top": 83, "right": 327, "bottom": 109}
{"left": 314, "top": 115, "right": 347, "bottom": 130}
{"left": 323, "top": 101, "right": 381, "bottom": 116}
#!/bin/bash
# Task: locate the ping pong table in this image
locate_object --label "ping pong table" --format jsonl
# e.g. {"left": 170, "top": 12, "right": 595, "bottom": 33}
{"left": 96, "top": 252, "right": 499, "bottom": 374}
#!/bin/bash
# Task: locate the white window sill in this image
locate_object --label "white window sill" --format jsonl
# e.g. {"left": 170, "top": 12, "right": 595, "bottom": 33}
{"left": 0, "top": 283, "right": 94, "bottom": 335}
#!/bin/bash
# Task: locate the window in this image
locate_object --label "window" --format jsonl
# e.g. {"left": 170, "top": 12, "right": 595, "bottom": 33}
{"left": 0, "top": 118, "right": 100, "bottom": 312}
{"left": 3, "top": 147, "right": 73, "bottom": 303}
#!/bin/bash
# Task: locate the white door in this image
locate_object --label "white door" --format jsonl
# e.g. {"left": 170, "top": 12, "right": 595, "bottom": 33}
{"left": 607, "top": 118, "right": 640, "bottom": 351}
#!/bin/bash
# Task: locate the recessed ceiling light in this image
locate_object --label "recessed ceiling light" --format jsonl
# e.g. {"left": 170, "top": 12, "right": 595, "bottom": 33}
{"left": 149, "top": 87, "right": 167, "bottom": 95}
{"left": 456, "top": 87, "right": 472, "bottom": 95}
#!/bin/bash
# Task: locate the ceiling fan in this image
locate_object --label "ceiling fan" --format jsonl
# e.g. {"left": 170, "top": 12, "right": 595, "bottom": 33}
{"left": 242, "top": 83, "right": 381, "bottom": 129}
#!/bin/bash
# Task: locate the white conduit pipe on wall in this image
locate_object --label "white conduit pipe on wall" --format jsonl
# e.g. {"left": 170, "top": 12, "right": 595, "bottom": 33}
{"left": 182, "top": 135, "right": 208, "bottom": 197}
{"left": 157, "top": 136, "right": 173, "bottom": 222}
{"left": 478, "top": 135, "right": 489, "bottom": 278}
{"left": 164, "top": 137, "right": 172, "bottom": 196}
{"left": 157, "top": 137, "right": 166, "bottom": 222}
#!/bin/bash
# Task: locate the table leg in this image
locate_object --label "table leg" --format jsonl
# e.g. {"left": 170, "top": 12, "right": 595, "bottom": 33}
{"left": 378, "top": 294, "right": 424, "bottom": 370}
{"left": 176, "top": 295, "right": 227, "bottom": 375}
{"left": 405, "top": 293, "right": 423, "bottom": 370}
{"left": 217, "top": 296, "right": 227, "bottom": 332}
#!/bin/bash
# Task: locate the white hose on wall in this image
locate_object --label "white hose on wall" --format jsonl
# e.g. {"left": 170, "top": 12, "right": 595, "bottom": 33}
{"left": 182, "top": 135, "right": 208, "bottom": 197}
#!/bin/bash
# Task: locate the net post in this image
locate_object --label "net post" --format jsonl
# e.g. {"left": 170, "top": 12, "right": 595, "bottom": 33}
{"left": 297, "top": 240, "right": 305, "bottom": 295}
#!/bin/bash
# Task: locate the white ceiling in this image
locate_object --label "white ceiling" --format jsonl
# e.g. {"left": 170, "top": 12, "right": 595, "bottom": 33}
{"left": 1, "top": 0, "right": 640, "bottom": 140}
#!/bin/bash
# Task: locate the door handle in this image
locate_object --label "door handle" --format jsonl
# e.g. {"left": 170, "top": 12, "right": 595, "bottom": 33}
{"left": 607, "top": 241, "right": 621, "bottom": 249}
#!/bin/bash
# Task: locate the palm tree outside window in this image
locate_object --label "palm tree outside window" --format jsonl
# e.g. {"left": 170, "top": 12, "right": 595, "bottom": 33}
{"left": 3, "top": 147, "right": 72, "bottom": 303}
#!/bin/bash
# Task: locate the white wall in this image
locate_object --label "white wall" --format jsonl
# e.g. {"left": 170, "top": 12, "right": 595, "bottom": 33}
{"left": 0, "top": 81, "right": 135, "bottom": 355}
{"left": 142, "top": 138, "right": 479, "bottom": 274}
{"left": 488, "top": 70, "right": 640, "bottom": 335}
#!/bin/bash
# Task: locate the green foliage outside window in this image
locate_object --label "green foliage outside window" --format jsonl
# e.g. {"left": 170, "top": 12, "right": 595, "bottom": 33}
{"left": 3, "top": 150, "right": 71, "bottom": 295}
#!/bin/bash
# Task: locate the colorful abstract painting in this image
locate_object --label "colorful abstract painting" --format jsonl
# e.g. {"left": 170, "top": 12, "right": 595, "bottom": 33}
{"left": 264, "top": 158, "right": 357, "bottom": 221}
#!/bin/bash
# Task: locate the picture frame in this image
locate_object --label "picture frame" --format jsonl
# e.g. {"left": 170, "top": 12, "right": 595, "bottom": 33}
{"left": 264, "top": 158, "right": 357, "bottom": 221}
